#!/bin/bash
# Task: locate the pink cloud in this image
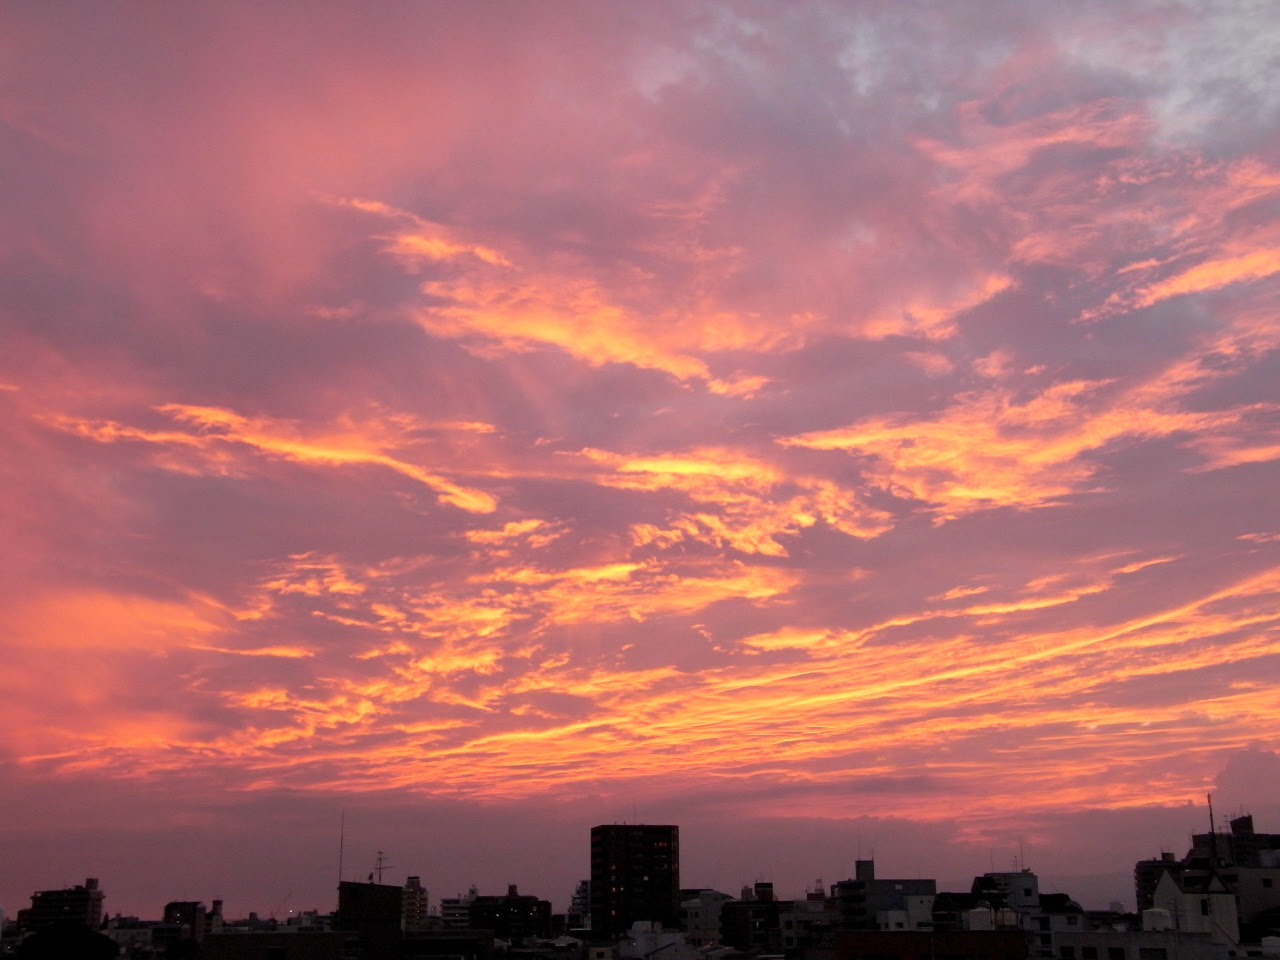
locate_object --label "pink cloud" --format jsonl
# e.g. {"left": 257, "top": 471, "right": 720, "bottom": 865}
{"left": 1, "top": 0, "right": 1278, "bottom": 918}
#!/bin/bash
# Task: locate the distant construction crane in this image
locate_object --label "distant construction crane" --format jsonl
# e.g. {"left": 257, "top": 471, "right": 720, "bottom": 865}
{"left": 268, "top": 891, "right": 292, "bottom": 921}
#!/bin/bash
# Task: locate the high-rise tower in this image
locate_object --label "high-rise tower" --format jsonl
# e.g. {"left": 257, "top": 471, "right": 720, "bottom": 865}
{"left": 590, "top": 824, "right": 679, "bottom": 938}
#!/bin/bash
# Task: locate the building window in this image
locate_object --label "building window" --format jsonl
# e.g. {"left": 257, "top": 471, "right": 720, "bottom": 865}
{"left": 1060, "top": 947, "right": 1076, "bottom": 959}
{"left": 1082, "top": 947, "right": 1097, "bottom": 959}
{"left": 1041, "top": 935, "right": 1053, "bottom": 946}
{"left": 1264, "top": 880, "right": 1273, "bottom": 889}
{"left": 1138, "top": 949, "right": 1168, "bottom": 960}
{"left": 1201, "top": 900, "right": 1210, "bottom": 916}
{"left": 1108, "top": 948, "right": 1126, "bottom": 960}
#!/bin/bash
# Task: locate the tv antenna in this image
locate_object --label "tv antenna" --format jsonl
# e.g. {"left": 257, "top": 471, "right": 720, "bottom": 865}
{"left": 373, "top": 850, "right": 396, "bottom": 884}
{"left": 338, "top": 809, "right": 346, "bottom": 885}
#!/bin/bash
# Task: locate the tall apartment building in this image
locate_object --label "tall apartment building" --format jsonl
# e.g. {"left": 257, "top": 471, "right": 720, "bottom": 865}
{"left": 590, "top": 824, "right": 679, "bottom": 938}
{"left": 336, "top": 879, "right": 403, "bottom": 959}
{"left": 403, "top": 876, "right": 430, "bottom": 932}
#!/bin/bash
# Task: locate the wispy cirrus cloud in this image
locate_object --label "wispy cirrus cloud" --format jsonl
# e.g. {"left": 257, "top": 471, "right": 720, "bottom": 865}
{"left": 43, "top": 403, "right": 498, "bottom": 513}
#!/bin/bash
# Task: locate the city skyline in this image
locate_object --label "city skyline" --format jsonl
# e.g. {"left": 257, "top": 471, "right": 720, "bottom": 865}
{"left": 2, "top": 0, "right": 1279, "bottom": 923}
{"left": 12, "top": 817, "right": 1276, "bottom": 960}
{"left": 3, "top": 798, "right": 1275, "bottom": 921}
{"left": 4, "top": 807, "right": 1277, "bottom": 926}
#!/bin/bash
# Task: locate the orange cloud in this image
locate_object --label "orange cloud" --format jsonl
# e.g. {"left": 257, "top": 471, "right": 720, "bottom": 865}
{"left": 861, "top": 272, "right": 1013, "bottom": 340}
{"left": 7, "top": 588, "right": 226, "bottom": 652}
{"left": 0, "top": 589, "right": 230, "bottom": 762}
{"left": 1135, "top": 248, "right": 1280, "bottom": 306}
{"left": 27, "top": 553, "right": 1277, "bottom": 817}
{"left": 7, "top": 13, "right": 1280, "bottom": 840}
{"left": 45, "top": 404, "right": 497, "bottom": 513}
{"left": 259, "top": 553, "right": 368, "bottom": 598}
{"left": 573, "top": 447, "right": 892, "bottom": 555}
{"left": 327, "top": 194, "right": 509, "bottom": 265}
{"left": 419, "top": 273, "right": 718, "bottom": 381}
{"left": 464, "top": 518, "right": 564, "bottom": 549}
{"left": 782, "top": 370, "right": 1260, "bottom": 519}
{"left": 192, "top": 644, "right": 315, "bottom": 658}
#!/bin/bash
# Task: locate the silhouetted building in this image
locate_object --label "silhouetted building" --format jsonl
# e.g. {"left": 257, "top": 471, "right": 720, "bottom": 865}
{"left": 402, "top": 929, "right": 495, "bottom": 960}
{"left": 958, "top": 870, "right": 1085, "bottom": 957}
{"left": 13, "top": 924, "right": 118, "bottom": 959}
{"left": 201, "top": 930, "right": 346, "bottom": 960}
{"left": 442, "top": 886, "right": 479, "bottom": 929}
{"left": 721, "top": 882, "right": 786, "bottom": 952}
{"left": 337, "top": 879, "right": 404, "bottom": 959}
{"left": 1189, "top": 814, "right": 1280, "bottom": 870}
{"left": 1149, "top": 870, "right": 1238, "bottom": 946}
{"left": 1057, "top": 928, "right": 1224, "bottom": 960}
{"left": 781, "top": 887, "right": 839, "bottom": 954}
{"left": 680, "top": 888, "right": 734, "bottom": 945}
{"left": 930, "top": 892, "right": 1000, "bottom": 933}
{"left": 163, "top": 899, "right": 224, "bottom": 941}
{"left": 1135, "top": 811, "right": 1280, "bottom": 939}
{"left": 1135, "top": 854, "right": 1182, "bottom": 912}
{"left": 833, "top": 929, "right": 1028, "bottom": 960}
{"left": 971, "top": 871, "right": 1040, "bottom": 912}
{"left": 590, "top": 824, "right": 680, "bottom": 938}
{"left": 19, "top": 878, "right": 104, "bottom": 932}
{"left": 833, "top": 861, "right": 936, "bottom": 931}
{"left": 468, "top": 884, "right": 552, "bottom": 942}
{"left": 568, "top": 880, "right": 592, "bottom": 931}
{"left": 404, "top": 877, "right": 430, "bottom": 932}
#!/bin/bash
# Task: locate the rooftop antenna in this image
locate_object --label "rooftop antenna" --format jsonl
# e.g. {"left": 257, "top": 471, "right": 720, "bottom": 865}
{"left": 374, "top": 850, "right": 395, "bottom": 884}
{"left": 1019, "top": 838, "right": 1026, "bottom": 871}
{"left": 1207, "top": 793, "right": 1219, "bottom": 864}
{"left": 338, "top": 809, "right": 346, "bottom": 886}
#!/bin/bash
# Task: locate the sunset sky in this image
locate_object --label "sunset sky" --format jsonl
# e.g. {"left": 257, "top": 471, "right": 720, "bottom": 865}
{"left": 3, "top": 1, "right": 1280, "bottom": 920}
